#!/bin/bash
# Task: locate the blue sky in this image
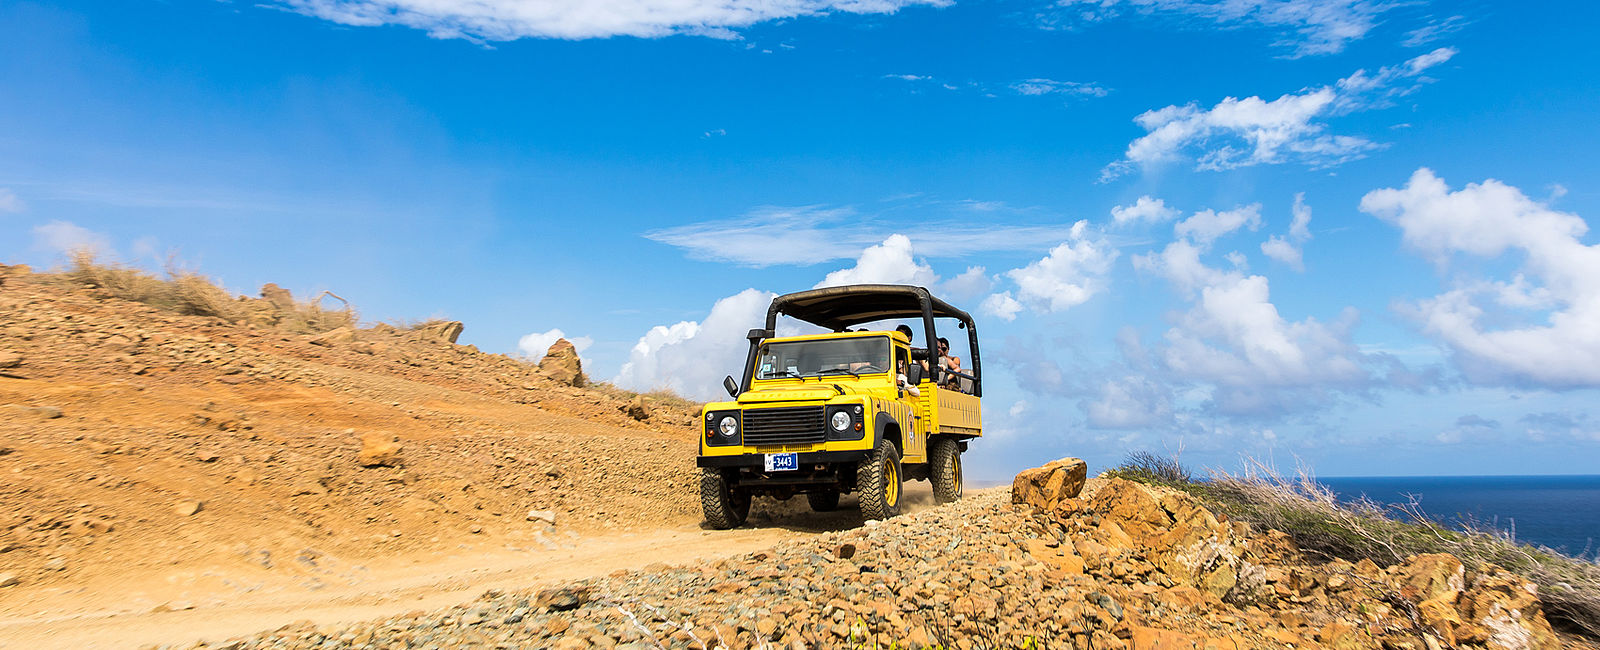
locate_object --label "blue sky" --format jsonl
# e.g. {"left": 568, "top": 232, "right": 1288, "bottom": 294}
{"left": 5, "top": 0, "right": 1600, "bottom": 480}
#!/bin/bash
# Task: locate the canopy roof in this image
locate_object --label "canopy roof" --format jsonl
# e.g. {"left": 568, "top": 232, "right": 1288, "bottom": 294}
{"left": 766, "top": 284, "right": 974, "bottom": 331}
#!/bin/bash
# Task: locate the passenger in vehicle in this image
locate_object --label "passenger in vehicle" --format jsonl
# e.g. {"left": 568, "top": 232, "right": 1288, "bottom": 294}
{"left": 896, "top": 357, "right": 921, "bottom": 397}
{"left": 937, "top": 337, "right": 964, "bottom": 391}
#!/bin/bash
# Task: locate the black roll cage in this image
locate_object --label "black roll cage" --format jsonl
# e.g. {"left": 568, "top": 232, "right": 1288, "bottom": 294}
{"left": 736, "top": 284, "right": 982, "bottom": 397}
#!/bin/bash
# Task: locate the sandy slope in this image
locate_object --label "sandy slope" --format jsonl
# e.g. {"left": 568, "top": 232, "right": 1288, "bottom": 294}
{"left": 0, "top": 268, "right": 866, "bottom": 647}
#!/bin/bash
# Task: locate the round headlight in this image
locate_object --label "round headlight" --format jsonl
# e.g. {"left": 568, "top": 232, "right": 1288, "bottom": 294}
{"left": 718, "top": 415, "right": 738, "bottom": 437}
{"left": 830, "top": 411, "right": 852, "bottom": 432}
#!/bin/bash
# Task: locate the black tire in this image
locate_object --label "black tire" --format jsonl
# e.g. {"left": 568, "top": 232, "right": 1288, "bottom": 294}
{"left": 806, "top": 489, "right": 841, "bottom": 512}
{"left": 858, "top": 438, "right": 903, "bottom": 521}
{"left": 700, "top": 468, "right": 749, "bottom": 529}
{"left": 930, "top": 437, "right": 963, "bottom": 504}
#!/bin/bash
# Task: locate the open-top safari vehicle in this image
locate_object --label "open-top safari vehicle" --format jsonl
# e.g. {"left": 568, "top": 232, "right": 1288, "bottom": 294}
{"left": 697, "top": 284, "right": 983, "bottom": 528}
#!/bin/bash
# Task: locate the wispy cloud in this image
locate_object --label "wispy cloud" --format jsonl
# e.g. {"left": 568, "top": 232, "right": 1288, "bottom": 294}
{"left": 272, "top": 0, "right": 949, "bottom": 41}
{"left": 645, "top": 203, "right": 1090, "bottom": 266}
{"left": 31, "top": 220, "right": 113, "bottom": 258}
{"left": 1402, "top": 14, "right": 1468, "bottom": 47}
{"left": 884, "top": 74, "right": 1109, "bottom": 100}
{"left": 1101, "top": 47, "right": 1457, "bottom": 180}
{"left": 1009, "top": 78, "right": 1110, "bottom": 98}
{"left": 0, "top": 188, "right": 24, "bottom": 214}
{"left": 1043, "top": 0, "right": 1404, "bottom": 58}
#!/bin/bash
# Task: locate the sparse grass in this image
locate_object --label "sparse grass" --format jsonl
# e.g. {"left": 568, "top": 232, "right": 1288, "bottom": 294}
{"left": 1108, "top": 451, "right": 1600, "bottom": 638}
{"left": 587, "top": 381, "right": 704, "bottom": 413}
{"left": 61, "top": 252, "right": 355, "bottom": 334}
{"left": 1103, "top": 449, "right": 1191, "bottom": 484}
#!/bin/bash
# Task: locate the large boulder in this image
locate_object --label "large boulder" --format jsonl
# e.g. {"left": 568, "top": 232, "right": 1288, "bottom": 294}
{"left": 1401, "top": 560, "right": 1561, "bottom": 650}
{"left": 539, "top": 338, "right": 587, "bottom": 387}
{"left": 1011, "top": 457, "right": 1088, "bottom": 509}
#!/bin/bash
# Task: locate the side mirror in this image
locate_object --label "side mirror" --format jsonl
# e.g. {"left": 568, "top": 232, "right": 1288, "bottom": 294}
{"left": 905, "top": 363, "right": 923, "bottom": 385}
{"left": 723, "top": 375, "right": 739, "bottom": 398}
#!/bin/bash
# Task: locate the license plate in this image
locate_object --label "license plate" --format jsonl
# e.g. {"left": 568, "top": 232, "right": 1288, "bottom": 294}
{"left": 764, "top": 453, "right": 799, "bottom": 472}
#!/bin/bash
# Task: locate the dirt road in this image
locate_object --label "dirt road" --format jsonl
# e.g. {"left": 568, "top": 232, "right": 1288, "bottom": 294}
{"left": 0, "top": 486, "right": 940, "bottom": 649}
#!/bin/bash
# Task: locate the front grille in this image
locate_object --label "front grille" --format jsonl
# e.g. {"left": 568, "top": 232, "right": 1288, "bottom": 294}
{"left": 742, "top": 406, "right": 827, "bottom": 446}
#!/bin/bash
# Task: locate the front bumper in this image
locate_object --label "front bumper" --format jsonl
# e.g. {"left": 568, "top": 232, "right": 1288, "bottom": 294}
{"left": 695, "top": 450, "right": 872, "bottom": 468}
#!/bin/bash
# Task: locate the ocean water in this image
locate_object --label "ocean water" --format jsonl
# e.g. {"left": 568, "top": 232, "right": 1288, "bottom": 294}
{"left": 1319, "top": 475, "right": 1600, "bottom": 559}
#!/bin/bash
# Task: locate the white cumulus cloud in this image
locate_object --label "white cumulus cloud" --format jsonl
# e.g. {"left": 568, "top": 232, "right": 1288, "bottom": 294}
{"left": 1102, "top": 48, "right": 1457, "bottom": 180}
{"left": 1133, "top": 232, "right": 1372, "bottom": 415}
{"left": 1084, "top": 376, "right": 1173, "bottom": 429}
{"left": 940, "top": 266, "right": 993, "bottom": 301}
{"left": 1261, "top": 192, "right": 1313, "bottom": 270}
{"left": 980, "top": 291, "right": 1023, "bottom": 322}
{"left": 814, "top": 234, "right": 938, "bottom": 288}
{"left": 999, "top": 221, "right": 1119, "bottom": 315}
{"left": 517, "top": 328, "right": 594, "bottom": 362}
{"left": 1174, "top": 204, "right": 1263, "bottom": 247}
{"left": 1111, "top": 195, "right": 1180, "bottom": 225}
{"left": 613, "top": 288, "right": 777, "bottom": 400}
{"left": 1361, "top": 168, "right": 1600, "bottom": 388}
{"left": 274, "top": 0, "right": 946, "bottom": 41}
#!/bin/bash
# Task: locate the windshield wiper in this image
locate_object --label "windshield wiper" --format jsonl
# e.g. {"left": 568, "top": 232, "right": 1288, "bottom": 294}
{"left": 815, "top": 368, "right": 860, "bottom": 379}
{"left": 762, "top": 370, "right": 804, "bottom": 380}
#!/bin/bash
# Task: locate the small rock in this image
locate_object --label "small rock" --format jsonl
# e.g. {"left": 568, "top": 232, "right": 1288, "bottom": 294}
{"left": 308, "top": 327, "right": 359, "bottom": 347}
{"left": 175, "top": 500, "right": 203, "bottom": 517}
{"left": 3, "top": 405, "right": 63, "bottom": 420}
{"left": 527, "top": 510, "right": 557, "bottom": 526}
{"left": 0, "top": 352, "right": 22, "bottom": 369}
{"left": 215, "top": 374, "right": 249, "bottom": 385}
{"left": 834, "top": 543, "right": 857, "bottom": 560}
{"left": 535, "top": 586, "right": 591, "bottom": 612}
{"left": 469, "top": 524, "right": 483, "bottom": 534}
{"left": 357, "top": 432, "right": 403, "bottom": 468}
{"left": 152, "top": 601, "right": 195, "bottom": 613}
{"left": 0, "top": 573, "right": 18, "bottom": 588}
{"left": 43, "top": 558, "right": 66, "bottom": 572}
{"left": 195, "top": 450, "right": 221, "bottom": 463}
{"left": 624, "top": 395, "right": 651, "bottom": 421}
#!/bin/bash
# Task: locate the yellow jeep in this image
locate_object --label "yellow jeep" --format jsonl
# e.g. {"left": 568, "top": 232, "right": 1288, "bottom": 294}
{"left": 697, "top": 284, "right": 983, "bottom": 528}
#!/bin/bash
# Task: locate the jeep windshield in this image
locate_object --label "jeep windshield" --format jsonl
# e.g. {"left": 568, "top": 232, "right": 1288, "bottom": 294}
{"left": 754, "top": 337, "right": 891, "bottom": 380}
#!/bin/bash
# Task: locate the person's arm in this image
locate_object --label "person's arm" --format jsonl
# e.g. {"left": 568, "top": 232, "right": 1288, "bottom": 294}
{"left": 898, "top": 373, "right": 921, "bottom": 397}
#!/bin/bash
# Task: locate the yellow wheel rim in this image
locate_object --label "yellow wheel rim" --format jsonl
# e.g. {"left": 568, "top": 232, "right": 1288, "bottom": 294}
{"left": 885, "top": 458, "right": 900, "bottom": 507}
{"left": 953, "top": 454, "right": 962, "bottom": 494}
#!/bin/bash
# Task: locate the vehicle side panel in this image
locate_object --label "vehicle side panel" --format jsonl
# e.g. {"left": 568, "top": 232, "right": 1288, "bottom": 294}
{"left": 935, "top": 387, "right": 983, "bottom": 438}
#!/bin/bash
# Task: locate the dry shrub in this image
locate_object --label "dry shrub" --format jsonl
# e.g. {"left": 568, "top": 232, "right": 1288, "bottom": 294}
{"left": 276, "top": 291, "right": 356, "bottom": 334}
{"left": 169, "top": 271, "right": 245, "bottom": 321}
{"left": 63, "top": 252, "right": 354, "bottom": 334}
{"left": 1112, "top": 452, "right": 1600, "bottom": 638}
{"left": 66, "top": 251, "right": 174, "bottom": 306}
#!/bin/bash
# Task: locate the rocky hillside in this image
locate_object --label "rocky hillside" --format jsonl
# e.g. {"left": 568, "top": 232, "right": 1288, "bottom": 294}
{"left": 0, "top": 263, "right": 704, "bottom": 603}
{"left": 170, "top": 458, "right": 1575, "bottom": 650}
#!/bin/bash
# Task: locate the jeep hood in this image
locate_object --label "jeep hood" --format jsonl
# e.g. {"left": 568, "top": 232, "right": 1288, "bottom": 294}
{"left": 736, "top": 384, "right": 849, "bottom": 404}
